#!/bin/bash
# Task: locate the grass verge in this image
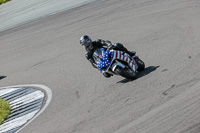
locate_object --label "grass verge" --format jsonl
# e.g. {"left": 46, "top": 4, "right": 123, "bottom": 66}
{"left": 0, "top": 98, "right": 11, "bottom": 125}
{"left": 0, "top": 0, "right": 11, "bottom": 5}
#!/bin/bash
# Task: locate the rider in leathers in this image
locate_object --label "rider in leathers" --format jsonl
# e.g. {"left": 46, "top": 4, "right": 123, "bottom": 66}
{"left": 80, "top": 35, "right": 135, "bottom": 78}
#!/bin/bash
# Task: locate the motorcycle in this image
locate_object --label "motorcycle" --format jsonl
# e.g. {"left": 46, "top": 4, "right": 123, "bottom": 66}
{"left": 93, "top": 48, "right": 145, "bottom": 79}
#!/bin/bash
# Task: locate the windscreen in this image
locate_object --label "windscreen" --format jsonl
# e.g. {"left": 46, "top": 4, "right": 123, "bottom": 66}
{"left": 93, "top": 48, "right": 103, "bottom": 61}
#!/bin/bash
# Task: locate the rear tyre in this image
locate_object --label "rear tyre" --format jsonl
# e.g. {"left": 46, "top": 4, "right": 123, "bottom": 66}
{"left": 115, "top": 67, "right": 136, "bottom": 79}
{"left": 134, "top": 57, "right": 145, "bottom": 72}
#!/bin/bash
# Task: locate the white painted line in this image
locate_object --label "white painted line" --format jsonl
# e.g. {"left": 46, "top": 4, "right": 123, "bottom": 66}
{"left": 10, "top": 91, "right": 44, "bottom": 108}
{"left": 0, "top": 110, "right": 39, "bottom": 132}
{"left": 0, "top": 88, "right": 17, "bottom": 97}
{"left": 0, "top": 84, "right": 52, "bottom": 133}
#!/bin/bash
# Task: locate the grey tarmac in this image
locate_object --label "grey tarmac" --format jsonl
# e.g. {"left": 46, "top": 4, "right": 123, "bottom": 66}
{"left": 0, "top": 0, "right": 200, "bottom": 133}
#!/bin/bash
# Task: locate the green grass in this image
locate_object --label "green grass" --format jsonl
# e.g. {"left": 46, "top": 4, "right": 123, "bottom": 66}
{"left": 0, "top": 0, "right": 11, "bottom": 5}
{"left": 0, "top": 98, "right": 11, "bottom": 125}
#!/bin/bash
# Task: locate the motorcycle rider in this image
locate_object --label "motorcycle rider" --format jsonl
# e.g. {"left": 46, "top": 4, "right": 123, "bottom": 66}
{"left": 80, "top": 35, "right": 136, "bottom": 78}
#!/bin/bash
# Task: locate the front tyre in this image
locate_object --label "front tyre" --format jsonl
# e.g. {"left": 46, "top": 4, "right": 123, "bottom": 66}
{"left": 115, "top": 67, "right": 136, "bottom": 79}
{"left": 134, "top": 57, "right": 145, "bottom": 72}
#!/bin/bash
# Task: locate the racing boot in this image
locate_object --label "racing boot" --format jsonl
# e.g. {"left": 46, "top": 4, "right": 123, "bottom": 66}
{"left": 126, "top": 50, "right": 136, "bottom": 57}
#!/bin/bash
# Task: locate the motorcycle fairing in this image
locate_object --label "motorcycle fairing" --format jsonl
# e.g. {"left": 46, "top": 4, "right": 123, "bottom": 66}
{"left": 110, "top": 50, "right": 137, "bottom": 72}
{"left": 96, "top": 48, "right": 111, "bottom": 70}
{"left": 94, "top": 48, "right": 137, "bottom": 72}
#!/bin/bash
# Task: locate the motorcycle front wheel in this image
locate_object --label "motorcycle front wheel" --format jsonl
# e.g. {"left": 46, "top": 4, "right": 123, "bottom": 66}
{"left": 115, "top": 67, "right": 136, "bottom": 79}
{"left": 134, "top": 57, "right": 145, "bottom": 72}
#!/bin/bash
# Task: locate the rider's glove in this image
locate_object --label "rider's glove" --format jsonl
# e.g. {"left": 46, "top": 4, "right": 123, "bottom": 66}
{"left": 107, "top": 44, "right": 115, "bottom": 50}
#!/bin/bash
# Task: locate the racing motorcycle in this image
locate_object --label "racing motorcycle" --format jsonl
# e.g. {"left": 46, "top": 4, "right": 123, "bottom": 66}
{"left": 93, "top": 48, "right": 145, "bottom": 79}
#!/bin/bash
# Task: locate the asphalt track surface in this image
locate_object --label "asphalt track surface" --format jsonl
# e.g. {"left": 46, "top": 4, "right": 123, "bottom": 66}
{"left": 0, "top": 0, "right": 200, "bottom": 133}
{"left": 0, "top": 0, "right": 95, "bottom": 32}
